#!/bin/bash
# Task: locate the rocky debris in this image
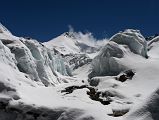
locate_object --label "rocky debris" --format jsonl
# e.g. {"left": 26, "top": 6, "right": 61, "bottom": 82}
{"left": 64, "top": 53, "right": 92, "bottom": 70}
{"left": 61, "top": 85, "right": 112, "bottom": 105}
{"left": 89, "top": 77, "right": 100, "bottom": 87}
{"left": 63, "top": 32, "right": 76, "bottom": 39}
{"left": 115, "top": 70, "right": 135, "bottom": 82}
{"left": 117, "top": 74, "right": 128, "bottom": 82}
{"left": 1, "top": 39, "right": 14, "bottom": 45}
{"left": 108, "top": 109, "right": 129, "bottom": 117}
{"left": 61, "top": 85, "right": 88, "bottom": 94}
{"left": 87, "top": 88, "right": 112, "bottom": 105}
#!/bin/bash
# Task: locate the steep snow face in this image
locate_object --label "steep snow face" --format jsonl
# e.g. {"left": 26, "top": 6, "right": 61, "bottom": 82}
{"left": 0, "top": 23, "right": 12, "bottom": 35}
{"left": 6, "top": 39, "right": 41, "bottom": 82}
{"left": 0, "top": 23, "right": 19, "bottom": 40}
{"left": 23, "top": 39, "right": 69, "bottom": 76}
{"left": 0, "top": 23, "right": 72, "bottom": 86}
{"left": 110, "top": 29, "right": 148, "bottom": 58}
{"left": 89, "top": 29, "right": 149, "bottom": 78}
{"left": 43, "top": 32, "right": 107, "bottom": 55}
{"left": 89, "top": 41, "right": 128, "bottom": 78}
{"left": 0, "top": 40, "right": 17, "bottom": 69}
{"left": 148, "top": 36, "right": 159, "bottom": 46}
{"left": 148, "top": 36, "right": 159, "bottom": 58}
{"left": 5, "top": 38, "right": 72, "bottom": 86}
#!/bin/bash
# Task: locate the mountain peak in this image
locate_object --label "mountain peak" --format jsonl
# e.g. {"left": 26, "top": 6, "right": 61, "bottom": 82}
{"left": 62, "top": 32, "right": 76, "bottom": 39}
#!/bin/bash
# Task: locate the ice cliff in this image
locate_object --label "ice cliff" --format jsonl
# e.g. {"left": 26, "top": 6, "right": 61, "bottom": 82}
{"left": 110, "top": 29, "right": 148, "bottom": 58}
{"left": 0, "top": 23, "right": 72, "bottom": 86}
{"left": 89, "top": 29, "right": 148, "bottom": 78}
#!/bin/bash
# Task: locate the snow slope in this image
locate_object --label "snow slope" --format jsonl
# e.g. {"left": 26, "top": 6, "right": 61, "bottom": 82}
{"left": 123, "top": 39, "right": 159, "bottom": 120}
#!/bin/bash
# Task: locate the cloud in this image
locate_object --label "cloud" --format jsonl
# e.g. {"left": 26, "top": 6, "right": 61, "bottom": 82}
{"left": 67, "top": 25, "right": 108, "bottom": 46}
{"left": 68, "top": 25, "right": 74, "bottom": 33}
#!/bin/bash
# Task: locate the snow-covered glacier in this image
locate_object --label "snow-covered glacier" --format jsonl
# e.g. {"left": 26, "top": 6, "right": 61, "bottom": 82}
{"left": 110, "top": 29, "right": 148, "bottom": 58}
{"left": 44, "top": 31, "right": 105, "bottom": 72}
{"left": 0, "top": 23, "right": 159, "bottom": 120}
{"left": 89, "top": 29, "right": 148, "bottom": 78}
{"left": 88, "top": 30, "right": 159, "bottom": 120}
{"left": 0, "top": 24, "right": 72, "bottom": 86}
{"left": 89, "top": 41, "right": 127, "bottom": 78}
{"left": 0, "top": 40, "right": 17, "bottom": 69}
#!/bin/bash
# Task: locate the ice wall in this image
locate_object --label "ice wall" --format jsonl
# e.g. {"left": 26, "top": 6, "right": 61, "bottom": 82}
{"left": 110, "top": 29, "right": 148, "bottom": 58}
{"left": 0, "top": 37, "right": 71, "bottom": 86}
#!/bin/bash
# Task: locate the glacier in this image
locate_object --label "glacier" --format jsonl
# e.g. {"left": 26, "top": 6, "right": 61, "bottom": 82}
{"left": 0, "top": 23, "right": 159, "bottom": 120}
{"left": 0, "top": 25, "right": 72, "bottom": 86}
{"left": 89, "top": 29, "right": 149, "bottom": 78}
{"left": 110, "top": 29, "right": 148, "bottom": 58}
{"left": 89, "top": 41, "right": 127, "bottom": 78}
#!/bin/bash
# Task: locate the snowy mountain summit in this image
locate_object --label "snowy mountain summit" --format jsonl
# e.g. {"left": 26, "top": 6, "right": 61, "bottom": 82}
{"left": 44, "top": 31, "right": 106, "bottom": 55}
{"left": 0, "top": 23, "right": 159, "bottom": 120}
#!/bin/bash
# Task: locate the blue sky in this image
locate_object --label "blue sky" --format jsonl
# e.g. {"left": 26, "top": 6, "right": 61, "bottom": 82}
{"left": 0, "top": 0, "right": 158, "bottom": 41}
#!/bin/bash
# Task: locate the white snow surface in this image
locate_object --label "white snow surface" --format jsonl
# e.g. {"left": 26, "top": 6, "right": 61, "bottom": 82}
{"left": 0, "top": 24, "right": 159, "bottom": 120}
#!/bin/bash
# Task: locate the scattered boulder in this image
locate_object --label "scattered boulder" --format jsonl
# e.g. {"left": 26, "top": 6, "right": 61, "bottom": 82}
{"left": 61, "top": 85, "right": 112, "bottom": 105}
{"left": 116, "top": 70, "right": 135, "bottom": 82}
{"left": 87, "top": 88, "right": 112, "bottom": 105}
{"left": 108, "top": 109, "right": 129, "bottom": 117}
{"left": 61, "top": 85, "right": 88, "bottom": 94}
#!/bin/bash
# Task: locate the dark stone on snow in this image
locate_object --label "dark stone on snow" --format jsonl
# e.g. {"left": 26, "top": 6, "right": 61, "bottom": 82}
{"left": 117, "top": 70, "right": 135, "bottom": 82}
